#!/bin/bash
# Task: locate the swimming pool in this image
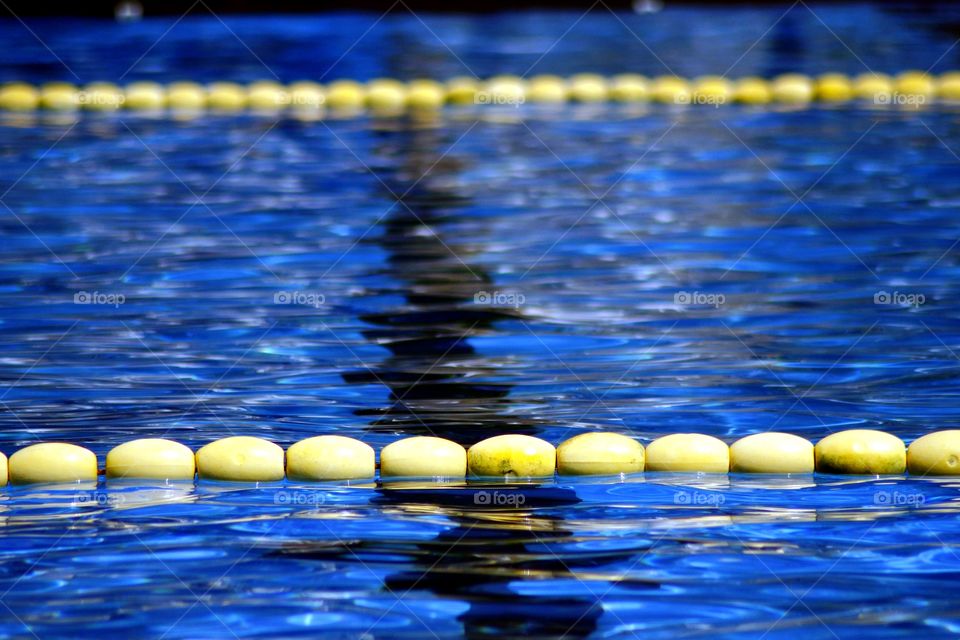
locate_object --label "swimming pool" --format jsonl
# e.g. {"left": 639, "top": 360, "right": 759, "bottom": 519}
{"left": 2, "top": 4, "right": 960, "bottom": 638}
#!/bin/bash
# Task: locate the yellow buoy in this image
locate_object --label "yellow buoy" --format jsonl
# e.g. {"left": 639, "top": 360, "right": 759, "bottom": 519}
{"left": 366, "top": 78, "right": 407, "bottom": 113}
{"left": 771, "top": 73, "right": 814, "bottom": 104}
{"left": 907, "top": 431, "right": 960, "bottom": 476}
{"left": 381, "top": 436, "right": 467, "bottom": 478}
{"left": 484, "top": 75, "right": 526, "bottom": 106}
{"left": 39, "top": 82, "right": 79, "bottom": 110}
{"left": 527, "top": 75, "right": 568, "bottom": 103}
{"left": 692, "top": 75, "right": 732, "bottom": 106}
{"left": 167, "top": 81, "right": 207, "bottom": 110}
{"left": 650, "top": 75, "right": 691, "bottom": 105}
{"left": 815, "top": 429, "right": 905, "bottom": 474}
{"left": 247, "top": 80, "right": 288, "bottom": 111}
{"left": 815, "top": 73, "right": 853, "bottom": 102}
{"left": 468, "top": 434, "right": 555, "bottom": 477}
{"left": 80, "top": 82, "right": 125, "bottom": 110}
{"left": 730, "top": 432, "right": 814, "bottom": 473}
{"left": 609, "top": 74, "right": 649, "bottom": 102}
{"left": 733, "top": 77, "right": 771, "bottom": 105}
{"left": 196, "top": 436, "right": 284, "bottom": 482}
{"left": 0, "top": 82, "right": 40, "bottom": 111}
{"left": 106, "top": 438, "right": 195, "bottom": 480}
{"left": 286, "top": 435, "right": 375, "bottom": 481}
{"left": 937, "top": 71, "right": 960, "bottom": 101}
{"left": 288, "top": 81, "right": 324, "bottom": 110}
{"left": 0, "top": 451, "right": 6, "bottom": 486}
{"left": 895, "top": 70, "right": 934, "bottom": 105}
{"left": 645, "top": 434, "right": 729, "bottom": 472}
{"left": 124, "top": 81, "right": 166, "bottom": 110}
{"left": 406, "top": 79, "right": 446, "bottom": 111}
{"left": 852, "top": 72, "right": 893, "bottom": 103}
{"left": 568, "top": 73, "right": 608, "bottom": 103}
{"left": 206, "top": 82, "right": 248, "bottom": 111}
{"left": 9, "top": 443, "right": 98, "bottom": 484}
{"left": 445, "top": 76, "right": 479, "bottom": 105}
{"left": 556, "top": 432, "right": 644, "bottom": 475}
{"left": 325, "top": 80, "right": 366, "bottom": 111}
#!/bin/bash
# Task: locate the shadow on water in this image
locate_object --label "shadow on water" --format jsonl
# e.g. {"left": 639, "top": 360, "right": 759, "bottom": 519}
{"left": 274, "top": 119, "right": 635, "bottom": 638}
{"left": 339, "top": 118, "right": 541, "bottom": 446}
{"left": 358, "top": 120, "right": 608, "bottom": 638}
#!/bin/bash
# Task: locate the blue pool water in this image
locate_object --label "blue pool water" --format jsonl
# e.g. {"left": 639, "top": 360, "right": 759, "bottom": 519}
{"left": 3, "top": 4, "right": 960, "bottom": 639}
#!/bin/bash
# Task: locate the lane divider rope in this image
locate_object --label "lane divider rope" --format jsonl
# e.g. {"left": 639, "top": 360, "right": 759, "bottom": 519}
{"left": 0, "top": 429, "right": 957, "bottom": 484}
{"left": 0, "top": 72, "right": 957, "bottom": 115}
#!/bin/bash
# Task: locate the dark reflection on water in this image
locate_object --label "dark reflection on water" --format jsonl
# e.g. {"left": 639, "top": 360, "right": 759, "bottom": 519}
{"left": 343, "top": 121, "right": 601, "bottom": 637}
{"left": 342, "top": 122, "right": 540, "bottom": 445}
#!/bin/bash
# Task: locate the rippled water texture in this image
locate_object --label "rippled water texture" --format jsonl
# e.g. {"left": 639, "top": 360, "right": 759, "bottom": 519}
{"left": 2, "top": 5, "right": 960, "bottom": 639}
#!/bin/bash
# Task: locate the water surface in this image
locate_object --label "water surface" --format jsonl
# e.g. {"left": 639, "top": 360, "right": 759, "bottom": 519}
{"left": 2, "top": 5, "right": 960, "bottom": 639}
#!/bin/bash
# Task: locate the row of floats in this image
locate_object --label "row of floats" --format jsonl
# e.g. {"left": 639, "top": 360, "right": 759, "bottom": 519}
{"left": 0, "top": 429, "right": 957, "bottom": 484}
{"left": 0, "top": 71, "right": 958, "bottom": 114}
